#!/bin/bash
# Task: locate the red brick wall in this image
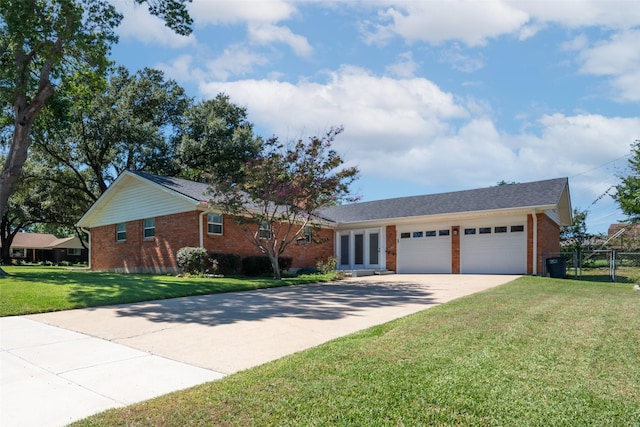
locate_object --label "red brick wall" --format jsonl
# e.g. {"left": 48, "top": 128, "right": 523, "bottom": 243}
{"left": 451, "top": 226, "right": 460, "bottom": 274}
{"left": 526, "top": 213, "right": 561, "bottom": 275}
{"left": 90, "top": 210, "right": 334, "bottom": 273}
{"left": 385, "top": 225, "right": 397, "bottom": 272}
{"left": 537, "top": 213, "right": 560, "bottom": 274}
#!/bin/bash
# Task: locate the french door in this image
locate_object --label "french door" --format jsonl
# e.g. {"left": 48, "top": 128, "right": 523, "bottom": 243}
{"left": 339, "top": 229, "right": 382, "bottom": 269}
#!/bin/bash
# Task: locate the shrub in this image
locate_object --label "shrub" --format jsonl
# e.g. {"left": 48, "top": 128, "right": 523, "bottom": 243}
{"left": 316, "top": 257, "right": 338, "bottom": 274}
{"left": 176, "top": 247, "right": 208, "bottom": 275}
{"left": 241, "top": 256, "right": 293, "bottom": 277}
{"left": 209, "top": 253, "right": 242, "bottom": 275}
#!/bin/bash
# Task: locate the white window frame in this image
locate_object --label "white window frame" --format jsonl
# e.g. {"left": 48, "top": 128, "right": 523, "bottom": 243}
{"left": 68, "top": 248, "right": 81, "bottom": 256}
{"left": 207, "top": 213, "right": 223, "bottom": 235}
{"left": 259, "top": 221, "right": 272, "bottom": 240}
{"left": 11, "top": 247, "right": 26, "bottom": 258}
{"left": 116, "top": 223, "right": 126, "bottom": 242}
{"left": 143, "top": 218, "right": 155, "bottom": 238}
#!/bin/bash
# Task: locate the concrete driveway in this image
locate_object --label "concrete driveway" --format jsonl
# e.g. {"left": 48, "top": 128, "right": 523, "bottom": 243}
{"left": 1, "top": 274, "right": 517, "bottom": 427}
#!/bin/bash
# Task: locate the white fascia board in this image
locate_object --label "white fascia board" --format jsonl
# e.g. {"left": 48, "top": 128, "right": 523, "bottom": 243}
{"left": 334, "top": 205, "right": 557, "bottom": 230}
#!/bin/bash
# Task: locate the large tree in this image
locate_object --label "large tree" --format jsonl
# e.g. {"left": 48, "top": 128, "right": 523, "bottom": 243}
{"left": 177, "top": 93, "right": 262, "bottom": 183}
{"left": 209, "top": 127, "right": 358, "bottom": 280}
{"left": 0, "top": 0, "right": 192, "bottom": 271}
{"left": 24, "top": 66, "right": 189, "bottom": 232}
{"left": 613, "top": 140, "right": 640, "bottom": 222}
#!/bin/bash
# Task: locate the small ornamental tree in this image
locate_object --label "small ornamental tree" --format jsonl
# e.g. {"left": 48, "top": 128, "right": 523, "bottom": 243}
{"left": 613, "top": 140, "right": 640, "bottom": 222}
{"left": 209, "top": 127, "right": 358, "bottom": 280}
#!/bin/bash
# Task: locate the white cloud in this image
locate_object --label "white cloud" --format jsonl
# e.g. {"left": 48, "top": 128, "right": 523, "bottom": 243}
{"left": 363, "top": 0, "right": 530, "bottom": 46}
{"left": 189, "top": 0, "right": 297, "bottom": 25}
{"left": 112, "top": 1, "right": 195, "bottom": 48}
{"left": 385, "top": 51, "right": 418, "bottom": 78}
{"left": 518, "top": 0, "right": 640, "bottom": 30}
{"left": 199, "top": 67, "right": 640, "bottom": 210}
{"left": 248, "top": 24, "right": 313, "bottom": 57}
{"left": 157, "top": 47, "right": 269, "bottom": 82}
{"left": 439, "top": 44, "right": 484, "bottom": 73}
{"left": 577, "top": 30, "right": 640, "bottom": 102}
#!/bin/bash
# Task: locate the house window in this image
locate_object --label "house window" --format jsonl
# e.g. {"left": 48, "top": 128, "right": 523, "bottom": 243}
{"left": 143, "top": 218, "right": 155, "bottom": 238}
{"left": 425, "top": 230, "right": 437, "bottom": 237}
{"left": 11, "top": 248, "right": 26, "bottom": 258}
{"left": 439, "top": 229, "right": 450, "bottom": 236}
{"left": 464, "top": 228, "right": 476, "bottom": 235}
{"left": 479, "top": 227, "right": 492, "bottom": 234}
{"left": 495, "top": 226, "right": 508, "bottom": 233}
{"left": 511, "top": 225, "right": 525, "bottom": 232}
{"left": 116, "top": 223, "right": 126, "bottom": 241}
{"left": 303, "top": 226, "right": 312, "bottom": 244}
{"left": 413, "top": 231, "right": 423, "bottom": 238}
{"left": 68, "top": 248, "right": 81, "bottom": 256}
{"left": 208, "top": 213, "right": 223, "bottom": 235}
{"left": 259, "top": 222, "right": 272, "bottom": 239}
{"left": 400, "top": 232, "right": 411, "bottom": 239}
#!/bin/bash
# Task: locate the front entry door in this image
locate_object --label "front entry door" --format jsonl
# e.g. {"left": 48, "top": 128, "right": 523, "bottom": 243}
{"left": 339, "top": 229, "right": 382, "bottom": 269}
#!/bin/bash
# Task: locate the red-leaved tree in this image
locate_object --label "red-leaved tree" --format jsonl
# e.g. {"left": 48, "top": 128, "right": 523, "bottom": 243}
{"left": 208, "top": 127, "right": 358, "bottom": 279}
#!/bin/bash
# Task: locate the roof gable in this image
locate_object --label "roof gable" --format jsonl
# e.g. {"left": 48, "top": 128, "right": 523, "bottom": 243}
{"left": 77, "top": 171, "right": 209, "bottom": 228}
{"left": 319, "top": 178, "right": 571, "bottom": 225}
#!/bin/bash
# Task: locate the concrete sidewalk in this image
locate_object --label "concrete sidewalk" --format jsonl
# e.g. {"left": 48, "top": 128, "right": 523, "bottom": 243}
{"left": 1, "top": 274, "right": 517, "bottom": 426}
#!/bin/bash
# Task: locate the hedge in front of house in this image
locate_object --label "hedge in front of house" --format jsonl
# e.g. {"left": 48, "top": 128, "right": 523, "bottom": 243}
{"left": 242, "top": 255, "right": 293, "bottom": 276}
{"left": 177, "top": 247, "right": 208, "bottom": 275}
{"left": 209, "top": 253, "right": 242, "bottom": 275}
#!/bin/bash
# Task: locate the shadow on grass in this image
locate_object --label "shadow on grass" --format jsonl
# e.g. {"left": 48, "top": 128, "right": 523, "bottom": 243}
{"left": 111, "top": 280, "right": 436, "bottom": 326}
{"left": 6, "top": 268, "right": 295, "bottom": 310}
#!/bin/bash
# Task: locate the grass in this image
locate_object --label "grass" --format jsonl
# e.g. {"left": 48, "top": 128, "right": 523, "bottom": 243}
{"left": 0, "top": 265, "right": 341, "bottom": 316}
{"left": 71, "top": 276, "right": 640, "bottom": 426}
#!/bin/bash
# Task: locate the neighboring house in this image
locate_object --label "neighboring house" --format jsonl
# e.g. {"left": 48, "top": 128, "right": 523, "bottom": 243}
{"left": 5, "top": 232, "right": 88, "bottom": 264}
{"left": 76, "top": 171, "right": 572, "bottom": 275}
{"left": 607, "top": 223, "right": 640, "bottom": 250}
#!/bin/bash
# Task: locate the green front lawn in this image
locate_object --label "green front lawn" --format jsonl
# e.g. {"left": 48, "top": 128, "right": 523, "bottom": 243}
{"left": 0, "top": 266, "right": 340, "bottom": 316}
{"left": 72, "top": 276, "right": 640, "bottom": 426}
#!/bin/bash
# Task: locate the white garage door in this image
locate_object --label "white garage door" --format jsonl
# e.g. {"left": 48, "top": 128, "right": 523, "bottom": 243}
{"left": 397, "top": 228, "right": 451, "bottom": 273}
{"left": 460, "top": 224, "right": 526, "bottom": 274}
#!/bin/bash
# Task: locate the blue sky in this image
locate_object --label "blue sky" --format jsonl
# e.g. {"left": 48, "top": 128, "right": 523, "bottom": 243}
{"left": 108, "top": 0, "right": 640, "bottom": 234}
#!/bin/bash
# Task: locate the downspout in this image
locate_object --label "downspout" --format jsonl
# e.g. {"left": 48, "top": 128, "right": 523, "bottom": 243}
{"left": 532, "top": 210, "right": 538, "bottom": 276}
{"left": 81, "top": 228, "right": 91, "bottom": 270}
{"left": 199, "top": 211, "right": 207, "bottom": 248}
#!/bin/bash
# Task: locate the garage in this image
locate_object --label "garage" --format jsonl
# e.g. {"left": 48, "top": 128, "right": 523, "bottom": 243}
{"left": 397, "top": 225, "right": 452, "bottom": 273}
{"left": 460, "top": 222, "right": 527, "bottom": 274}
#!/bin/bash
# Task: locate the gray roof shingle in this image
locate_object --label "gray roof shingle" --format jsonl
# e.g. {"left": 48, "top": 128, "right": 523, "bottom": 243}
{"left": 130, "top": 171, "right": 569, "bottom": 224}
{"left": 318, "top": 178, "right": 569, "bottom": 223}
{"left": 130, "top": 170, "right": 211, "bottom": 202}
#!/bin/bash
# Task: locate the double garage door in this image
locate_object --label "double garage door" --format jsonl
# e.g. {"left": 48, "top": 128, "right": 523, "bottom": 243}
{"left": 397, "top": 220, "right": 527, "bottom": 274}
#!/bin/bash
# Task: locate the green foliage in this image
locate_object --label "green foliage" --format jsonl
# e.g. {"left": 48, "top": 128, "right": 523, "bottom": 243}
{"left": 209, "top": 253, "right": 241, "bottom": 276}
{"left": 176, "top": 246, "right": 207, "bottom": 275}
{"left": 614, "top": 140, "right": 640, "bottom": 222}
{"left": 316, "top": 256, "right": 338, "bottom": 274}
{"left": 210, "top": 127, "right": 358, "bottom": 280}
{"left": 560, "top": 207, "right": 592, "bottom": 253}
{"left": 241, "top": 256, "right": 293, "bottom": 277}
{"left": 177, "top": 93, "right": 261, "bottom": 182}
{"left": 135, "top": 0, "right": 193, "bottom": 36}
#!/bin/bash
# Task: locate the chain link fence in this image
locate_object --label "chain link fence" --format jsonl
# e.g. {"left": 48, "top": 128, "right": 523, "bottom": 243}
{"left": 543, "top": 250, "right": 640, "bottom": 283}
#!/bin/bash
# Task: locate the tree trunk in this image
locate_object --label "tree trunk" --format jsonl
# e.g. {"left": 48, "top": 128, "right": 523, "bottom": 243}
{"left": 268, "top": 253, "right": 281, "bottom": 280}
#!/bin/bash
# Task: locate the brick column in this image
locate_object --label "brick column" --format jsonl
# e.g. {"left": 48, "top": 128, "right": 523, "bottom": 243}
{"left": 386, "top": 225, "right": 397, "bottom": 272}
{"left": 452, "top": 226, "right": 460, "bottom": 274}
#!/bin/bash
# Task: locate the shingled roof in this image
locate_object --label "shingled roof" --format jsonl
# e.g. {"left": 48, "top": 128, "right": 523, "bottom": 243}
{"left": 127, "top": 171, "right": 570, "bottom": 225}
{"left": 129, "top": 170, "right": 210, "bottom": 202}
{"left": 319, "top": 178, "right": 570, "bottom": 223}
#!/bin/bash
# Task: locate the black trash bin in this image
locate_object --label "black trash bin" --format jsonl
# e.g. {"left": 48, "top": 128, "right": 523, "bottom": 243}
{"left": 546, "top": 257, "right": 566, "bottom": 278}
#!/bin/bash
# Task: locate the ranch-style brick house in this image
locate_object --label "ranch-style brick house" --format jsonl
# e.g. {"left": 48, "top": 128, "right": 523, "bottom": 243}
{"left": 76, "top": 170, "right": 572, "bottom": 276}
